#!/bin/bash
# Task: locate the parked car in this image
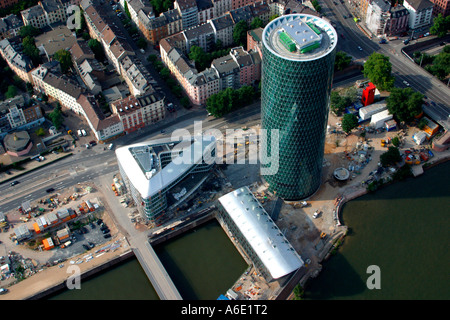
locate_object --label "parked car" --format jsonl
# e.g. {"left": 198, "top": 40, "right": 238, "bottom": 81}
{"left": 88, "top": 242, "right": 95, "bottom": 248}
{"left": 379, "top": 39, "right": 387, "bottom": 44}
{"left": 96, "top": 219, "right": 103, "bottom": 225}
{"left": 82, "top": 244, "right": 90, "bottom": 251}
{"left": 89, "top": 222, "right": 96, "bottom": 229}
{"left": 102, "top": 229, "right": 110, "bottom": 234}
{"left": 104, "top": 234, "right": 111, "bottom": 239}
{"left": 89, "top": 140, "right": 97, "bottom": 146}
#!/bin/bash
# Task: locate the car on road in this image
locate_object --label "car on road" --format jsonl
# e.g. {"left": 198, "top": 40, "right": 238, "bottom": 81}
{"left": 379, "top": 39, "right": 387, "bottom": 44}
{"left": 402, "top": 80, "right": 410, "bottom": 87}
{"left": 89, "top": 140, "right": 97, "bottom": 146}
{"left": 403, "top": 39, "right": 410, "bottom": 45}
{"left": 343, "top": 15, "right": 347, "bottom": 19}
{"left": 358, "top": 46, "right": 363, "bottom": 51}
{"left": 46, "top": 188, "right": 55, "bottom": 193}
{"left": 10, "top": 181, "right": 19, "bottom": 186}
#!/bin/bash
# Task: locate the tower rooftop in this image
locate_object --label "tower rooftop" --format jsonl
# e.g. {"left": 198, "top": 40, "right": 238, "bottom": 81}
{"left": 263, "top": 14, "right": 337, "bottom": 61}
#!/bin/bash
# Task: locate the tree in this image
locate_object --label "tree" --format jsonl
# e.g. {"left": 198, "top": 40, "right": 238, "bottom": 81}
{"left": 22, "top": 36, "right": 41, "bottom": 66}
{"left": 341, "top": 113, "right": 358, "bottom": 134}
{"left": 250, "top": 17, "right": 264, "bottom": 30}
{"left": 269, "top": 14, "right": 279, "bottom": 22}
{"left": 335, "top": 51, "right": 352, "bottom": 71}
{"left": 233, "top": 20, "right": 249, "bottom": 47}
{"left": 188, "top": 45, "right": 208, "bottom": 71}
{"left": 19, "top": 25, "right": 41, "bottom": 38}
{"left": 88, "top": 39, "right": 105, "bottom": 61}
{"left": 380, "top": 146, "right": 402, "bottom": 167}
{"left": 363, "top": 53, "right": 395, "bottom": 91}
{"left": 5, "top": 85, "right": 18, "bottom": 99}
{"left": 124, "top": 0, "right": 131, "bottom": 19}
{"left": 35, "top": 127, "right": 46, "bottom": 136}
{"left": 137, "top": 37, "right": 147, "bottom": 50}
{"left": 387, "top": 87, "right": 424, "bottom": 122}
{"left": 430, "top": 14, "right": 450, "bottom": 38}
{"left": 54, "top": 49, "right": 73, "bottom": 74}
{"left": 48, "top": 104, "right": 63, "bottom": 129}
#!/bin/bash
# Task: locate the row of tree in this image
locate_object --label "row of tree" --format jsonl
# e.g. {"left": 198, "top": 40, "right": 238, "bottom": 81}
{"left": 206, "top": 86, "right": 255, "bottom": 117}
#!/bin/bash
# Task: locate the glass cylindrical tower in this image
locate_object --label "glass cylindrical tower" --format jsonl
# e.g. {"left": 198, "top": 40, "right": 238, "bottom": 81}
{"left": 260, "top": 14, "right": 337, "bottom": 200}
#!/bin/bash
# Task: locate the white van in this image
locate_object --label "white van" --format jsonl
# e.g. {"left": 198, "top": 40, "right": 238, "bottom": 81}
{"left": 108, "top": 143, "right": 114, "bottom": 150}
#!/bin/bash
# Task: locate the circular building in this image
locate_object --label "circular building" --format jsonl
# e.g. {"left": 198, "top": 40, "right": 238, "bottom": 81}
{"left": 333, "top": 167, "right": 350, "bottom": 181}
{"left": 4, "top": 131, "right": 33, "bottom": 157}
{"left": 260, "top": 14, "right": 337, "bottom": 200}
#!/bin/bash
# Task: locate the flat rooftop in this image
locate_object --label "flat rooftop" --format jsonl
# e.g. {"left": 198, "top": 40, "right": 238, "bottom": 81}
{"left": 263, "top": 14, "right": 337, "bottom": 61}
{"left": 116, "top": 136, "right": 216, "bottom": 199}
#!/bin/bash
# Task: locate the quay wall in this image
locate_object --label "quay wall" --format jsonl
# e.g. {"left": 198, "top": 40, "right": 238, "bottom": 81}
{"left": 27, "top": 250, "right": 135, "bottom": 300}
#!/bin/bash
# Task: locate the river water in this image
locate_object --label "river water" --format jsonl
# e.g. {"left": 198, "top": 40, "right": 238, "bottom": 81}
{"left": 49, "top": 161, "right": 449, "bottom": 300}
{"left": 304, "top": 161, "right": 450, "bottom": 300}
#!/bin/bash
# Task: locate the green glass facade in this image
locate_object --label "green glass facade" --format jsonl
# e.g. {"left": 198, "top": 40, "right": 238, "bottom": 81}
{"left": 260, "top": 14, "right": 337, "bottom": 200}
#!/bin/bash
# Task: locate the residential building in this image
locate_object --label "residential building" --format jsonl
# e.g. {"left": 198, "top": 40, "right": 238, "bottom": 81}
{"left": 119, "top": 55, "right": 153, "bottom": 97}
{"left": 34, "top": 25, "right": 77, "bottom": 59}
{"left": 0, "top": 14, "right": 24, "bottom": 40}
{"left": 232, "top": 0, "right": 260, "bottom": 10}
{"left": 212, "top": 0, "right": 232, "bottom": 17}
{"left": 260, "top": 14, "right": 337, "bottom": 200}
{"left": 81, "top": 0, "right": 108, "bottom": 40}
{"left": 209, "top": 13, "right": 234, "bottom": 48}
{"left": 403, "top": 0, "right": 434, "bottom": 29}
{"left": 247, "top": 27, "right": 263, "bottom": 57}
{"left": 429, "top": 0, "right": 450, "bottom": 17}
{"left": 174, "top": 0, "right": 199, "bottom": 30}
{"left": 31, "top": 64, "right": 85, "bottom": 115}
{"left": 115, "top": 135, "right": 216, "bottom": 221}
{"left": 384, "top": 5, "right": 410, "bottom": 36}
{"left": 182, "top": 22, "right": 215, "bottom": 53}
{"left": 21, "top": 0, "right": 67, "bottom": 29}
{"left": 211, "top": 46, "right": 261, "bottom": 90}
{"left": 365, "top": 0, "right": 391, "bottom": 36}
{"left": 77, "top": 94, "right": 124, "bottom": 141}
{"left": 197, "top": 0, "right": 214, "bottom": 24}
{"left": 0, "top": 38, "right": 34, "bottom": 83}
{"left": 111, "top": 92, "right": 165, "bottom": 133}
{"left": 0, "top": 0, "right": 20, "bottom": 9}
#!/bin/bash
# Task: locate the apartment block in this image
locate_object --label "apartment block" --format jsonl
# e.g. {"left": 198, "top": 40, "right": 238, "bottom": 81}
{"left": 403, "top": 0, "right": 434, "bottom": 29}
{"left": 21, "top": 0, "right": 67, "bottom": 29}
{"left": 0, "top": 14, "right": 24, "bottom": 40}
{"left": 0, "top": 38, "right": 34, "bottom": 83}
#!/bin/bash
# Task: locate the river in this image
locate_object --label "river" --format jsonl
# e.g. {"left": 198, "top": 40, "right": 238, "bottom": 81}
{"left": 304, "top": 161, "right": 450, "bottom": 300}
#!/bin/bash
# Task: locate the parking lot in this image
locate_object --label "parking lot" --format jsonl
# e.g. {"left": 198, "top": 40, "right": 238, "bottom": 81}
{"left": 49, "top": 218, "right": 115, "bottom": 263}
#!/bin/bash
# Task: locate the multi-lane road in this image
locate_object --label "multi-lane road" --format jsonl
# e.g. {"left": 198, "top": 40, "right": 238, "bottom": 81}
{"left": 324, "top": 0, "right": 450, "bottom": 129}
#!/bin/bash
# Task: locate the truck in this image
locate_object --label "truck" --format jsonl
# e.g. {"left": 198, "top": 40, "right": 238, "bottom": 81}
{"left": 61, "top": 240, "right": 72, "bottom": 248}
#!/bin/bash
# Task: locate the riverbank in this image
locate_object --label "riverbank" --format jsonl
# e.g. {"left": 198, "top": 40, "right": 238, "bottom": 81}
{"left": 1, "top": 235, "right": 131, "bottom": 300}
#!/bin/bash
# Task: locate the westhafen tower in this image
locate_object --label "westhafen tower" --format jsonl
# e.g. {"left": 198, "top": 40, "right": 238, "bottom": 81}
{"left": 260, "top": 14, "right": 337, "bottom": 200}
